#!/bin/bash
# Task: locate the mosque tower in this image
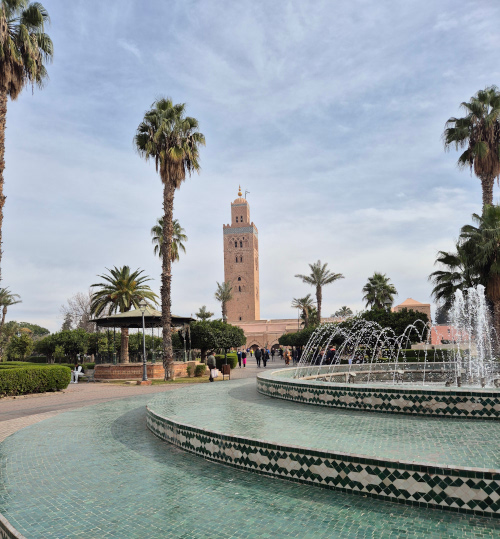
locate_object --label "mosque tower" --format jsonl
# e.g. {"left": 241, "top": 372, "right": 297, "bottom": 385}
{"left": 223, "top": 187, "right": 260, "bottom": 322}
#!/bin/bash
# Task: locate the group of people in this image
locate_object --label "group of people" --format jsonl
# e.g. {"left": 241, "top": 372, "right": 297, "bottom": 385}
{"left": 235, "top": 347, "right": 302, "bottom": 367}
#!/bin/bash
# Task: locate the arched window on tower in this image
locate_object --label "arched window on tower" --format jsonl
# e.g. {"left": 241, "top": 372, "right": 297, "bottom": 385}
{"left": 241, "top": 215, "right": 244, "bottom": 223}
{"left": 236, "top": 216, "right": 238, "bottom": 223}
{"left": 238, "top": 277, "right": 241, "bottom": 281}
{"left": 238, "top": 286, "right": 241, "bottom": 292}
{"left": 235, "top": 256, "right": 238, "bottom": 263}
{"left": 240, "top": 256, "right": 243, "bottom": 262}
{"left": 240, "top": 241, "right": 242, "bottom": 247}
{"left": 235, "top": 241, "right": 237, "bottom": 248}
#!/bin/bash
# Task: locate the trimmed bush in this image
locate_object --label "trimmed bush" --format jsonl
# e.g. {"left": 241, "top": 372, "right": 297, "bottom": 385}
{"left": 0, "top": 365, "right": 71, "bottom": 397}
{"left": 194, "top": 364, "right": 207, "bottom": 377}
{"left": 215, "top": 353, "right": 238, "bottom": 370}
{"left": 186, "top": 365, "right": 193, "bottom": 377}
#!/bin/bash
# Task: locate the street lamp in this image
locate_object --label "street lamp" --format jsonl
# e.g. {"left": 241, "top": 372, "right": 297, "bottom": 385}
{"left": 139, "top": 299, "right": 148, "bottom": 382}
{"left": 384, "top": 298, "right": 392, "bottom": 311}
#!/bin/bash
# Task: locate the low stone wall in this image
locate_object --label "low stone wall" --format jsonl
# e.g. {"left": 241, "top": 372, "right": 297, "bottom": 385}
{"left": 147, "top": 404, "right": 500, "bottom": 518}
{"left": 95, "top": 362, "right": 198, "bottom": 380}
{"left": 0, "top": 513, "right": 26, "bottom": 539}
{"left": 256, "top": 369, "right": 500, "bottom": 419}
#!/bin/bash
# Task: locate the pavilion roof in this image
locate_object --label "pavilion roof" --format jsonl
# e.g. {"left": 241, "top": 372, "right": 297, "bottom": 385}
{"left": 91, "top": 307, "right": 194, "bottom": 329}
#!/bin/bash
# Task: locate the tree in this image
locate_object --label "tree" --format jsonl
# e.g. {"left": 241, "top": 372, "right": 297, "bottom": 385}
{"left": 295, "top": 261, "right": 344, "bottom": 322}
{"left": 151, "top": 218, "right": 187, "bottom": 261}
{"left": 429, "top": 246, "right": 479, "bottom": 310}
{"left": 17, "top": 322, "right": 49, "bottom": 337}
{"left": 443, "top": 86, "right": 500, "bottom": 208}
{"left": 333, "top": 306, "right": 353, "bottom": 318}
{"left": 0, "top": 1, "right": 53, "bottom": 283}
{"left": 360, "top": 308, "right": 429, "bottom": 342}
{"left": 61, "top": 313, "right": 72, "bottom": 331}
{"left": 0, "top": 287, "right": 20, "bottom": 359}
{"left": 291, "top": 294, "right": 314, "bottom": 328}
{"left": 188, "top": 320, "right": 245, "bottom": 362}
{"left": 135, "top": 98, "right": 205, "bottom": 379}
{"left": 214, "top": 281, "right": 233, "bottom": 322}
{"left": 458, "top": 205, "right": 500, "bottom": 338}
{"left": 434, "top": 305, "right": 450, "bottom": 325}
{"left": 195, "top": 305, "right": 213, "bottom": 320}
{"left": 60, "top": 290, "right": 96, "bottom": 333}
{"left": 90, "top": 266, "right": 158, "bottom": 363}
{"left": 362, "top": 272, "right": 398, "bottom": 309}
{"left": 7, "top": 333, "right": 33, "bottom": 360}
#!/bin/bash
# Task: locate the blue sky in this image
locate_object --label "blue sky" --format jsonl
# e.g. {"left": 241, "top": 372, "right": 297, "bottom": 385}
{"left": 4, "top": 0, "right": 500, "bottom": 330}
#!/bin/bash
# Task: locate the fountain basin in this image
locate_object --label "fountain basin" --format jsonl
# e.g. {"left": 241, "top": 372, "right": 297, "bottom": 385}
{"left": 257, "top": 367, "right": 500, "bottom": 419}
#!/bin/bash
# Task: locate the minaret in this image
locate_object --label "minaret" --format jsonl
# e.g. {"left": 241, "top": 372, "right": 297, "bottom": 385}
{"left": 223, "top": 187, "right": 260, "bottom": 322}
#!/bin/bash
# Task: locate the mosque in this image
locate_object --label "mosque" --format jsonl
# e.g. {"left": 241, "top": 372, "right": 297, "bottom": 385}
{"left": 222, "top": 188, "right": 431, "bottom": 349}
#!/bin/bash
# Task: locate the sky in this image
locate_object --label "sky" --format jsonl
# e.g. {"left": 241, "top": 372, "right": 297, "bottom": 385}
{"left": 3, "top": 0, "right": 500, "bottom": 331}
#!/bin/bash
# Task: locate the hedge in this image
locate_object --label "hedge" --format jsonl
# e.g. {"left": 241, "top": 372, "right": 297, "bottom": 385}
{"left": 215, "top": 353, "right": 238, "bottom": 369}
{"left": 194, "top": 364, "right": 207, "bottom": 377}
{"left": 0, "top": 365, "right": 71, "bottom": 397}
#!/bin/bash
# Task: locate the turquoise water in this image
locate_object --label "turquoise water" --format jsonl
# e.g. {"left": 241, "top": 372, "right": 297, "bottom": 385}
{"left": 0, "top": 390, "right": 499, "bottom": 537}
{"left": 148, "top": 379, "right": 500, "bottom": 469}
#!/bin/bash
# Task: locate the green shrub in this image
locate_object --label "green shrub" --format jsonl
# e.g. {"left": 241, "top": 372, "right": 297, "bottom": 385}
{"left": 0, "top": 365, "right": 71, "bottom": 397}
{"left": 186, "top": 365, "right": 193, "bottom": 377}
{"left": 194, "top": 364, "right": 206, "bottom": 377}
{"left": 215, "top": 353, "right": 238, "bottom": 370}
{"left": 15, "top": 356, "right": 48, "bottom": 363}
{"left": 83, "top": 363, "right": 95, "bottom": 370}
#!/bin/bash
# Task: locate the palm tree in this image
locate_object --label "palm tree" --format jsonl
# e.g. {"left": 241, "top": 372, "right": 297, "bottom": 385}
{"left": 90, "top": 266, "right": 158, "bottom": 364}
{"left": 291, "top": 294, "right": 315, "bottom": 328}
{"left": 459, "top": 205, "right": 500, "bottom": 337}
{"left": 295, "top": 261, "right": 344, "bottom": 323}
{"left": 0, "top": 1, "right": 53, "bottom": 283}
{"left": 215, "top": 281, "right": 233, "bottom": 323}
{"left": 0, "top": 287, "right": 20, "bottom": 359}
{"left": 135, "top": 98, "right": 204, "bottom": 379}
{"left": 443, "top": 86, "right": 500, "bottom": 208}
{"left": 151, "top": 218, "right": 187, "bottom": 261}
{"left": 362, "top": 272, "right": 398, "bottom": 309}
{"left": 333, "top": 306, "right": 353, "bottom": 318}
{"left": 195, "top": 305, "right": 213, "bottom": 320}
{"left": 429, "top": 246, "right": 480, "bottom": 310}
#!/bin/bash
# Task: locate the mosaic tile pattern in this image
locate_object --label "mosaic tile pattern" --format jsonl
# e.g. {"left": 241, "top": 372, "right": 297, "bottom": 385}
{"left": 0, "top": 514, "right": 25, "bottom": 539}
{"left": 147, "top": 381, "right": 500, "bottom": 517}
{"left": 4, "top": 395, "right": 499, "bottom": 537}
{"left": 257, "top": 369, "right": 500, "bottom": 418}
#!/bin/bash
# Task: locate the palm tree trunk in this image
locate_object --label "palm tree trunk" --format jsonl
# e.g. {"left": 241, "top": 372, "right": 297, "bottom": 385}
{"left": 0, "top": 90, "right": 7, "bottom": 285}
{"left": 120, "top": 328, "right": 129, "bottom": 363}
{"left": 304, "top": 308, "right": 309, "bottom": 328}
{"left": 482, "top": 176, "right": 494, "bottom": 209}
{"left": 316, "top": 286, "right": 322, "bottom": 324}
{"left": 0, "top": 305, "right": 6, "bottom": 361}
{"left": 222, "top": 302, "right": 227, "bottom": 323}
{"left": 162, "top": 180, "right": 175, "bottom": 379}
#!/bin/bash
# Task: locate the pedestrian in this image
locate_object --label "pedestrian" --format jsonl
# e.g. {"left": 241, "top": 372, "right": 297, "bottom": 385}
{"left": 285, "top": 349, "right": 290, "bottom": 365}
{"left": 250, "top": 349, "right": 254, "bottom": 358}
{"left": 271, "top": 348, "right": 275, "bottom": 361}
{"left": 263, "top": 349, "right": 270, "bottom": 368}
{"left": 255, "top": 347, "right": 262, "bottom": 367}
{"left": 242, "top": 349, "right": 247, "bottom": 367}
{"left": 207, "top": 351, "right": 216, "bottom": 382}
{"left": 237, "top": 349, "right": 242, "bottom": 368}
{"left": 71, "top": 363, "right": 84, "bottom": 384}
{"left": 279, "top": 348, "right": 283, "bottom": 359}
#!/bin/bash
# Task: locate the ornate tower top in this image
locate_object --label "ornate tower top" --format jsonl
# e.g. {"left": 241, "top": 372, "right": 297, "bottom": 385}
{"left": 238, "top": 185, "right": 242, "bottom": 197}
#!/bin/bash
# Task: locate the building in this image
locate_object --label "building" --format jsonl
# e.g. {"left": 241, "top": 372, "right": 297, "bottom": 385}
{"left": 223, "top": 187, "right": 260, "bottom": 322}
{"left": 392, "top": 298, "right": 431, "bottom": 321}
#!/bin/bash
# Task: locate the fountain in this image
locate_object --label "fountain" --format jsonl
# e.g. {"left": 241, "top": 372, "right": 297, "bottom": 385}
{"left": 257, "top": 285, "right": 500, "bottom": 418}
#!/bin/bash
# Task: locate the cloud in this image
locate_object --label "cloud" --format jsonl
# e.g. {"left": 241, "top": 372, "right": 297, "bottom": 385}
{"left": 117, "top": 39, "right": 141, "bottom": 60}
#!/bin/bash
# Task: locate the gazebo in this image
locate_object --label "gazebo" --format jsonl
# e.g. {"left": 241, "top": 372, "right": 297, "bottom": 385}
{"left": 91, "top": 307, "right": 195, "bottom": 381}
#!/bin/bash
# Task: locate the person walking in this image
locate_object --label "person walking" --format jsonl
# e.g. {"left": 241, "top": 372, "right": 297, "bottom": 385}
{"left": 255, "top": 347, "right": 262, "bottom": 367}
{"left": 263, "top": 349, "right": 270, "bottom": 368}
{"left": 237, "top": 349, "right": 242, "bottom": 368}
{"left": 271, "top": 348, "right": 275, "bottom": 361}
{"left": 207, "top": 351, "right": 216, "bottom": 382}
{"left": 279, "top": 348, "right": 283, "bottom": 360}
{"left": 242, "top": 349, "right": 247, "bottom": 367}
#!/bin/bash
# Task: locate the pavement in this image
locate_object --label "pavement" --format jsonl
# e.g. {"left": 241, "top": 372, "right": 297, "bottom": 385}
{"left": 0, "top": 356, "right": 293, "bottom": 441}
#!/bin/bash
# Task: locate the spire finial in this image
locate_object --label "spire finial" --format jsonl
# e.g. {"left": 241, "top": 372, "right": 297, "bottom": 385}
{"left": 238, "top": 185, "right": 242, "bottom": 197}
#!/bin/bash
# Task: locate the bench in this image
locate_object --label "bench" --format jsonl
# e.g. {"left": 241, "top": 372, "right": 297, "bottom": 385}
{"left": 82, "top": 370, "right": 95, "bottom": 383}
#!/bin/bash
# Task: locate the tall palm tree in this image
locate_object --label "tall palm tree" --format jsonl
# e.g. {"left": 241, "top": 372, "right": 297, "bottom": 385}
{"left": 0, "top": 287, "right": 20, "bottom": 359}
{"left": 362, "top": 272, "right": 398, "bottom": 309}
{"left": 215, "top": 281, "right": 232, "bottom": 323}
{"left": 0, "top": 1, "right": 53, "bottom": 283}
{"left": 151, "top": 218, "right": 187, "bottom": 261}
{"left": 295, "top": 261, "right": 344, "bottom": 323}
{"left": 90, "top": 266, "right": 158, "bottom": 363}
{"left": 135, "top": 98, "right": 204, "bottom": 379}
{"left": 195, "top": 305, "right": 213, "bottom": 320}
{"left": 444, "top": 86, "right": 500, "bottom": 208}
{"left": 291, "top": 294, "right": 314, "bottom": 328}
{"left": 429, "top": 246, "right": 480, "bottom": 310}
